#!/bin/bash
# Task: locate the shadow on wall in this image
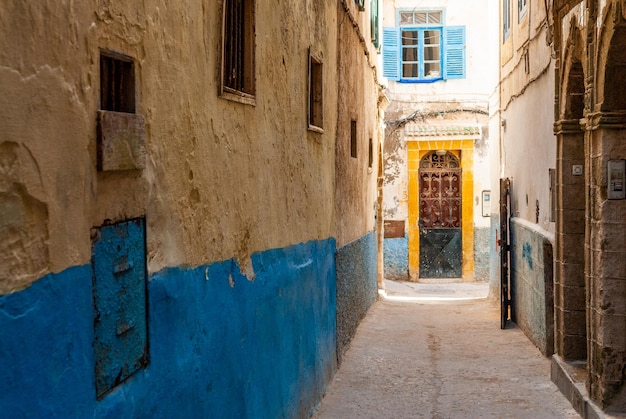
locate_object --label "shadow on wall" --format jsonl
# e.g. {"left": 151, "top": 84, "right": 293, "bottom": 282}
{"left": 336, "top": 231, "right": 378, "bottom": 364}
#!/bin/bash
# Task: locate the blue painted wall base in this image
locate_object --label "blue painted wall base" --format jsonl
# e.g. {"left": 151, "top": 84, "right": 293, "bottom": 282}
{"left": 383, "top": 235, "right": 409, "bottom": 282}
{"left": 336, "top": 231, "right": 378, "bottom": 363}
{"left": 0, "top": 239, "right": 337, "bottom": 419}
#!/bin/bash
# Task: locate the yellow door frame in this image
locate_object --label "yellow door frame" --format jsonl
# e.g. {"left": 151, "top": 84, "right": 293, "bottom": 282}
{"left": 407, "top": 139, "right": 475, "bottom": 281}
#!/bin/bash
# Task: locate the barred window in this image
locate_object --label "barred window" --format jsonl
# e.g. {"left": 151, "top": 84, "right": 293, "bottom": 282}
{"left": 100, "top": 53, "right": 135, "bottom": 113}
{"left": 222, "top": 0, "right": 255, "bottom": 101}
{"left": 308, "top": 51, "right": 324, "bottom": 131}
{"left": 351, "top": 120, "right": 358, "bottom": 158}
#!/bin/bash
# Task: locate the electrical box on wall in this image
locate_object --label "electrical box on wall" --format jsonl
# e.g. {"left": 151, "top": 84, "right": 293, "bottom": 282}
{"left": 482, "top": 190, "right": 491, "bottom": 217}
{"left": 608, "top": 160, "right": 626, "bottom": 200}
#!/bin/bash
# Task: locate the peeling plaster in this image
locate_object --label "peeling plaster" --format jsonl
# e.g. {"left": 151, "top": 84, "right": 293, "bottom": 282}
{"left": 0, "top": 142, "right": 49, "bottom": 293}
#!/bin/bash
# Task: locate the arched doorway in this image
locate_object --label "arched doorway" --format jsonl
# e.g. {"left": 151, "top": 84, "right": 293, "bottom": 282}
{"left": 407, "top": 138, "right": 475, "bottom": 281}
{"left": 554, "top": 56, "right": 586, "bottom": 361}
{"left": 418, "top": 151, "right": 462, "bottom": 278}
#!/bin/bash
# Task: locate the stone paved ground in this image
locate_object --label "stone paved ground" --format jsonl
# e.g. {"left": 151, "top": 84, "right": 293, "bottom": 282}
{"left": 313, "top": 281, "right": 579, "bottom": 419}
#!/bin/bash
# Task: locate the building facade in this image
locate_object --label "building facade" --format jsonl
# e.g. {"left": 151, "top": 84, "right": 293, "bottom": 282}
{"left": 381, "top": 0, "right": 498, "bottom": 283}
{"left": 550, "top": 0, "right": 626, "bottom": 413}
{"left": 0, "top": 1, "right": 382, "bottom": 417}
{"left": 498, "top": 0, "right": 557, "bottom": 356}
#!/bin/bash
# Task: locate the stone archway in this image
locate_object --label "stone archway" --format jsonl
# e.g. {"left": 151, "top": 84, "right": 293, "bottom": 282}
{"left": 554, "top": 23, "right": 587, "bottom": 363}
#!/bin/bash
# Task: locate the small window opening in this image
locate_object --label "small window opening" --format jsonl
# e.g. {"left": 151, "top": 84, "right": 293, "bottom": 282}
{"left": 518, "top": 0, "right": 528, "bottom": 22}
{"left": 351, "top": 120, "right": 358, "bottom": 158}
{"left": 100, "top": 53, "right": 135, "bottom": 113}
{"left": 222, "top": 0, "right": 256, "bottom": 98}
{"left": 368, "top": 138, "right": 373, "bottom": 168}
{"left": 503, "top": 0, "right": 511, "bottom": 42}
{"left": 308, "top": 52, "right": 324, "bottom": 131}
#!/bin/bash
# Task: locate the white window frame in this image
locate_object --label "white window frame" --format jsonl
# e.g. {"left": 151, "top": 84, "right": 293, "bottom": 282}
{"left": 518, "top": 0, "right": 527, "bottom": 23}
{"left": 398, "top": 9, "right": 445, "bottom": 82}
{"left": 503, "top": 0, "right": 511, "bottom": 41}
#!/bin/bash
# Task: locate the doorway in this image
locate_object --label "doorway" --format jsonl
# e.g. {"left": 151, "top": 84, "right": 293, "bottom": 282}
{"left": 407, "top": 139, "right": 475, "bottom": 281}
{"left": 418, "top": 151, "right": 462, "bottom": 278}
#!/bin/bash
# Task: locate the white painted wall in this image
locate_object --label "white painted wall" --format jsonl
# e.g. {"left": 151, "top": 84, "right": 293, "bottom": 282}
{"left": 382, "top": 0, "right": 499, "bottom": 230}
{"left": 383, "top": 0, "right": 498, "bottom": 104}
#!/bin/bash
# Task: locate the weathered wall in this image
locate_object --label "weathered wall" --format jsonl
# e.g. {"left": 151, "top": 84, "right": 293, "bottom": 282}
{"left": 383, "top": 127, "right": 408, "bottom": 222}
{"left": 333, "top": 1, "right": 382, "bottom": 360}
{"left": 383, "top": 234, "right": 409, "bottom": 281}
{"left": 0, "top": 0, "right": 339, "bottom": 294}
{"left": 474, "top": 227, "right": 491, "bottom": 281}
{"left": 0, "top": 0, "right": 382, "bottom": 416}
{"left": 498, "top": 0, "right": 556, "bottom": 354}
{"left": 0, "top": 240, "right": 337, "bottom": 418}
{"left": 501, "top": 69, "right": 556, "bottom": 229}
{"left": 510, "top": 218, "right": 555, "bottom": 356}
{"left": 381, "top": 0, "right": 497, "bottom": 282}
{"left": 334, "top": 2, "right": 380, "bottom": 247}
{"left": 550, "top": 0, "right": 626, "bottom": 412}
{"left": 500, "top": 0, "right": 556, "bottom": 232}
{"left": 336, "top": 232, "right": 378, "bottom": 362}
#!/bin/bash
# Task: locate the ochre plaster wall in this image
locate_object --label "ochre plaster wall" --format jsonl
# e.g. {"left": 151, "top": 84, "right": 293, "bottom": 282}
{"left": 0, "top": 0, "right": 341, "bottom": 293}
{"left": 334, "top": 2, "right": 381, "bottom": 247}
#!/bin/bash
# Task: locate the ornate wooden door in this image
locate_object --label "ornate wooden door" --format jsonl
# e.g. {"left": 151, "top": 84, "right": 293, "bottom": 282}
{"left": 418, "top": 151, "right": 462, "bottom": 278}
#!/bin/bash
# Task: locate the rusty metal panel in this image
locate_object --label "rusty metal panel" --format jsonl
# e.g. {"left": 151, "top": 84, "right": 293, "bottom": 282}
{"left": 419, "top": 228, "right": 462, "bottom": 278}
{"left": 91, "top": 218, "right": 148, "bottom": 399}
{"left": 384, "top": 220, "right": 405, "bottom": 238}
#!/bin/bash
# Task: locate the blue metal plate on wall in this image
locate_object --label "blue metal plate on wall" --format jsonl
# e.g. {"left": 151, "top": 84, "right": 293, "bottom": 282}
{"left": 91, "top": 218, "right": 148, "bottom": 399}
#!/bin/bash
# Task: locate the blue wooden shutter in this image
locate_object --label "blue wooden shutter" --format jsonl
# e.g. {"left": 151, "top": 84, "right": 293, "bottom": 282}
{"left": 383, "top": 27, "right": 400, "bottom": 81}
{"left": 444, "top": 26, "right": 466, "bottom": 79}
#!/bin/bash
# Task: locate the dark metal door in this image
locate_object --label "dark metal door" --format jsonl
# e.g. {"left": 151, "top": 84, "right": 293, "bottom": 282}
{"left": 499, "top": 178, "right": 511, "bottom": 329}
{"left": 418, "top": 151, "right": 462, "bottom": 278}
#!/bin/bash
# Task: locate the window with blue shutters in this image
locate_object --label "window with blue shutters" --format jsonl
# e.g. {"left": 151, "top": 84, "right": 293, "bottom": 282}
{"left": 383, "top": 10, "right": 465, "bottom": 83}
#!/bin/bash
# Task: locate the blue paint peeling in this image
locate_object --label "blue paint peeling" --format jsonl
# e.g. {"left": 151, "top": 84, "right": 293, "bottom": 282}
{"left": 383, "top": 235, "right": 409, "bottom": 281}
{"left": 336, "top": 231, "right": 378, "bottom": 361}
{"left": 0, "top": 239, "right": 337, "bottom": 419}
{"left": 522, "top": 242, "right": 533, "bottom": 270}
{"left": 510, "top": 219, "right": 553, "bottom": 355}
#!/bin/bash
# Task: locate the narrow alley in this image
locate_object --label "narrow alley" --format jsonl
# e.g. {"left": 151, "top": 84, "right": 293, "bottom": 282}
{"left": 315, "top": 282, "right": 579, "bottom": 419}
{"left": 4, "top": 0, "right": 626, "bottom": 417}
